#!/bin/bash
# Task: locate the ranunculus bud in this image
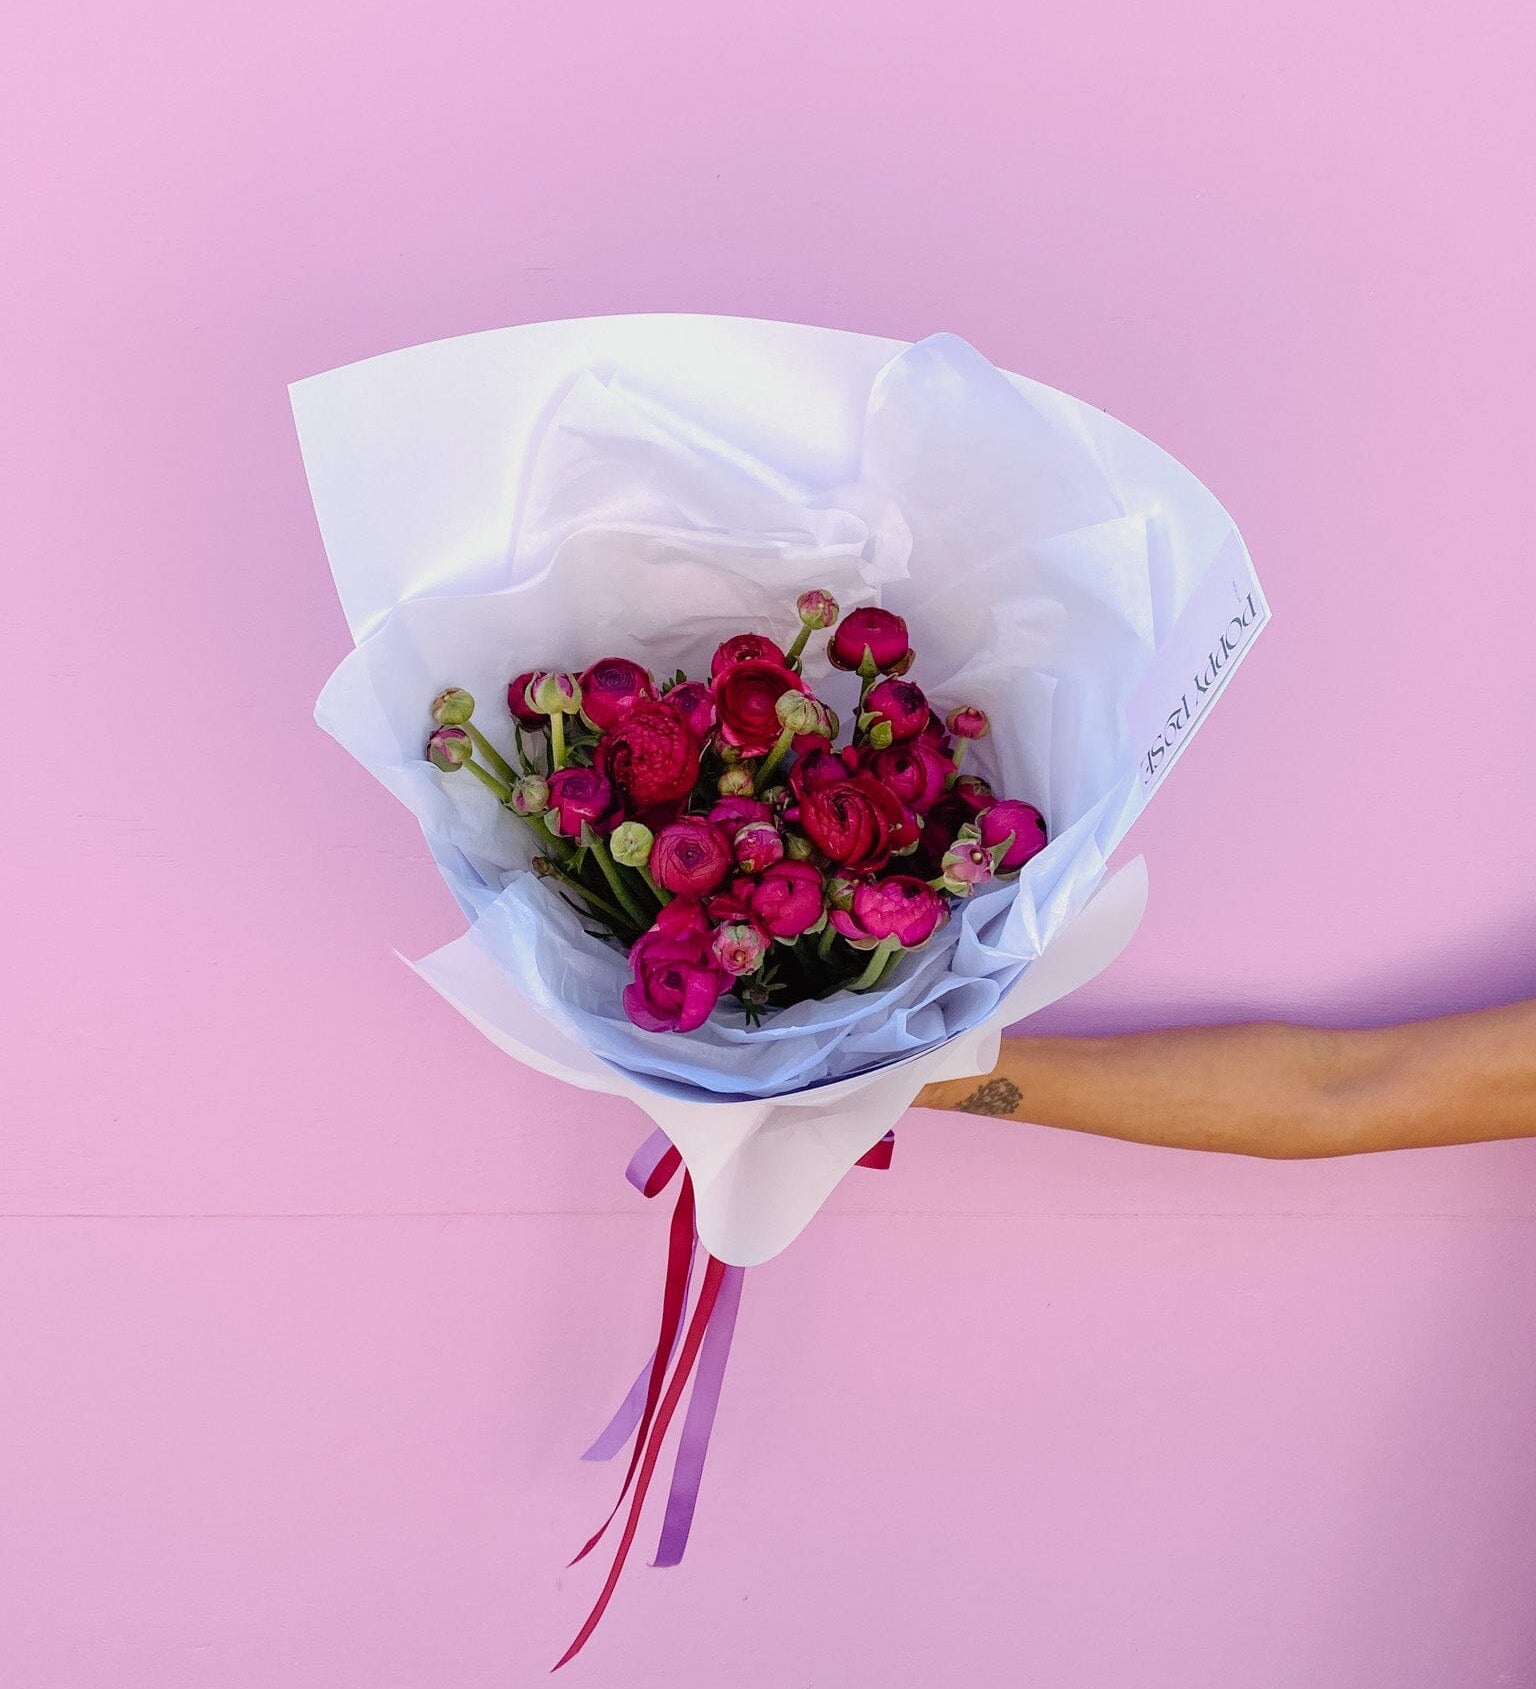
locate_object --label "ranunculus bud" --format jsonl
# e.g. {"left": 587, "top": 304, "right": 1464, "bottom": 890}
{"left": 734, "top": 822, "right": 785, "bottom": 874}
{"left": 938, "top": 839, "right": 993, "bottom": 895}
{"left": 651, "top": 818, "right": 734, "bottom": 897}
{"left": 507, "top": 671, "right": 545, "bottom": 728}
{"left": 979, "top": 800, "right": 1049, "bottom": 872}
{"left": 862, "top": 679, "right": 929, "bottom": 745}
{"left": 775, "top": 690, "right": 828, "bottom": 738}
{"left": 510, "top": 774, "right": 551, "bottom": 816}
{"left": 828, "top": 606, "right": 911, "bottom": 675}
{"left": 784, "top": 831, "right": 816, "bottom": 861}
{"left": 524, "top": 670, "right": 583, "bottom": 717}
{"left": 717, "top": 766, "right": 756, "bottom": 798}
{"left": 667, "top": 681, "right": 716, "bottom": 741}
{"left": 578, "top": 658, "right": 654, "bottom": 731}
{"left": 610, "top": 820, "right": 655, "bottom": 868}
{"left": 431, "top": 687, "right": 475, "bottom": 726}
{"left": 830, "top": 875, "right": 946, "bottom": 948}
{"left": 946, "top": 704, "right": 990, "bottom": 741}
{"left": 796, "top": 588, "right": 839, "bottom": 630}
{"left": 711, "top": 921, "right": 770, "bottom": 977}
{"left": 427, "top": 726, "right": 473, "bottom": 770}
{"left": 951, "top": 774, "right": 995, "bottom": 813}
{"left": 710, "top": 632, "right": 788, "bottom": 678}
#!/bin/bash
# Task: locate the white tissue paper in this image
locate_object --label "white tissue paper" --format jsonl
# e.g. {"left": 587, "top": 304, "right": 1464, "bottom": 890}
{"left": 297, "top": 316, "right": 1267, "bottom": 1265}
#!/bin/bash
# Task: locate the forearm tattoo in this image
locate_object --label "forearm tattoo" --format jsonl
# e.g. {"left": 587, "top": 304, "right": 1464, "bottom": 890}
{"left": 953, "top": 1076, "right": 1023, "bottom": 1118}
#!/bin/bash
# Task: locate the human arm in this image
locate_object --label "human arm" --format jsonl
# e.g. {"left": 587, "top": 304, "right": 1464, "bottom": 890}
{"left": 913, "top": 999, "right": 1536, "bottom": 1158}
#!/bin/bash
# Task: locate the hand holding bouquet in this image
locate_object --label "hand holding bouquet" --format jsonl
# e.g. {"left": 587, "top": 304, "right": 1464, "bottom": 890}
{"left": 426, "top": 595, "right": 1047, "bottom": 1035}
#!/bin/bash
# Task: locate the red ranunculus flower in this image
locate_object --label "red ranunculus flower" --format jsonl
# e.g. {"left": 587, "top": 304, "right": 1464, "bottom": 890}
{"left": 798, "top": 772, "right": 908, "bottom": 874}
{"left": 545, "top": 767, "right": 619, "bottom": 836}
{"left": 830, "top": 875, "right": 946, "bottom": 947}
{"left": 979, "top": 800, "right": 1049, "bottom": 872}
{"left": 578, "top": 657, "right": 654, "bottom": 731}
{"left": 651, "top": 818, "right": 734, "bottom": 897}
{"left": 744, "top": 860, "right": 825, "bottom": 938}
{"left": 596, "top": 699, "right": 701, "bottom": 810}
{"left": 828, "top": 607, "right": 910, "bottom": 674}
{"left": 710, "top": 632, "right": 788, "bottom": 677}
{"left": 711, "top": 658, "right": 804, "bottom": 757}
{"left": 866, "top": 739, "right": 954, "bottom": 814}
{"left": 623, "top": 900, "right": 729, "bottom": 1033}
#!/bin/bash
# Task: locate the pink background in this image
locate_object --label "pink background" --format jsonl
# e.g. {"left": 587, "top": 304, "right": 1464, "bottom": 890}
{"left": 4, "top": 3, "right": 1535, "bottom": 1685}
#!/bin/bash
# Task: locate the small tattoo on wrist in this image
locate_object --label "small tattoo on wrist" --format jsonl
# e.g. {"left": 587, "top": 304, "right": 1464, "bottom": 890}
{"left": 955, "top": 1077, "right": 1023, "bottom": 1118}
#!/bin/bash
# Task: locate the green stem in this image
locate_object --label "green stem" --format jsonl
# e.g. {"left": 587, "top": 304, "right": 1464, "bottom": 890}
{"left": 849, "top": 934, "right": 901, "bottom": 992}
{"left": 463, "top": 757, "right": 513, "bottom": 804}
{"left": 951, "top": 740, "right": 968, "bottom": 774}
{"left": 754, "top": 723, "right": 796, "bottom": 794}
{"left": 588, "top": 833, "right": 650, "bottom": 928}
{"left": 784, "top": 624, "right": 812, "bottom": 670}
{"left": 535, "top": 859, "right": 631, "bottom": 929}
{"left": 817, "top": 921, "right": 838, "bottom": 964}
{"left": 550, "top": 712, "right": 568, "bottom": 771}
{"left": 640, "top": 865, "right": 668, "bottom": 904}
{"left": 467, "top": 724, "right": 518, "bottom": 787}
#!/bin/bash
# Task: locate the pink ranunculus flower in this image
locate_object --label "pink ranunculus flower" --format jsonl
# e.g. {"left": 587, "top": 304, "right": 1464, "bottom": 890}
{"left": 578, "top": 657, "right": 654, "bottom": 731}
{"left": 710, "top": 632, "right": 788, "bottom": 678}
{"left": 623, "top": 901, "right": 729, "bottom": 1033}
{"left": 827, "top": 606, "right": 910, "bottom": 674}
{"left": 830, "top": 875, "right": 946, "bottom": 948}
{"left": 945, "top": 704, "right": 990, "bottom": 741}
{"left": 979, "top": 799, "right": 1049, "bottom": 872}
{"left": 734, "top": 821, "right": 785, "bottom": 874}
{"left": 744, "top": 860, "right": 826, "bottom": 938}
{"left": 866, "top": 739, "right": 954, "bottom": 815}
{"left": 862, "top": 678, "right": 929, "bottom": 745}
{"left": 507, "top": 669, "right": 546, "bottom": 728}
{"left": 711, "top": 920, "right": 771, "bottom": 977}
{"left": 666, "top": 680, "right": 717, "bottom": 741}
{"left": 708, "top": 795, "right": 774, "bottom": 830}
{"left": 650, "top": 817, "right": 734, "bottom": 897}
{"left": 789, "top": 744, "right": 857, "bottom": 801}
{"left": 545, "top": 767, "right": 619, "bottom": 835}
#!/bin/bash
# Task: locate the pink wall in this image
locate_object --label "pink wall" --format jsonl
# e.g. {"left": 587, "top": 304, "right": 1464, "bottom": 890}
{"left": 4, "top": 3, "right": 1535, "bottom": 1685}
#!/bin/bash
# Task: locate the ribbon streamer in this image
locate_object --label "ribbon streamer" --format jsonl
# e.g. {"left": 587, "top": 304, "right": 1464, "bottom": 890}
{"left": 555, "top": 1127, "right": 896, "bottom": 1667}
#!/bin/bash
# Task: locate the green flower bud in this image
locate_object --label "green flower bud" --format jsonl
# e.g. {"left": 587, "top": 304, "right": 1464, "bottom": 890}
{"left": 610, "top": 821, "right": 655, "bottom": 868}
{"left": 784, "top": 832, "right": 817, "bottom": 861}
{"left": 775, "top": 691, "right": 826, "bottom": 737}
{"left": 717, "top": 766, "right": 756, "bottom": 797}
{"left": 510, "top": 775, "right": 550, "bottom": 816}
{"left": 430, "top": 687, "right": 475, "bottom": 726}
{"left": 426, "top": 726, "right": 474, "bottom": 770}
{"left": 524, "top": 670, "right": 583, "bottom": 716}
{"left": 796, "top": 588, "right": 839, "bottom": 630}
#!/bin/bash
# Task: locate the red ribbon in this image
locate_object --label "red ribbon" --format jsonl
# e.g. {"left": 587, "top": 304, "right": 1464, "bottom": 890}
{"left": 554, "top": 1128, "right": 897, "bottom": 1669}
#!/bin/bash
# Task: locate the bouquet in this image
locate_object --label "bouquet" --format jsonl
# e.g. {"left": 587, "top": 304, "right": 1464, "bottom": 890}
{"left": 424, "top": 598, "right": 1048, "bottom": 1036}
{"left": 298, "top": 317, "right": 1267, "bottom": 1665}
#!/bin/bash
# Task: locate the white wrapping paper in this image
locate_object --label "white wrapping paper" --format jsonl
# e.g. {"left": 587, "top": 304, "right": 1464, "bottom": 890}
{"left": 296, "top": 316, "right": 1266, "bottom": 1265}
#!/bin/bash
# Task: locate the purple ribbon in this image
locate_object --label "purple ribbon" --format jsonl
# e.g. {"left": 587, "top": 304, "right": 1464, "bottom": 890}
{"left": 581, "top": 1127, "right": 743, "bottom": 1569}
